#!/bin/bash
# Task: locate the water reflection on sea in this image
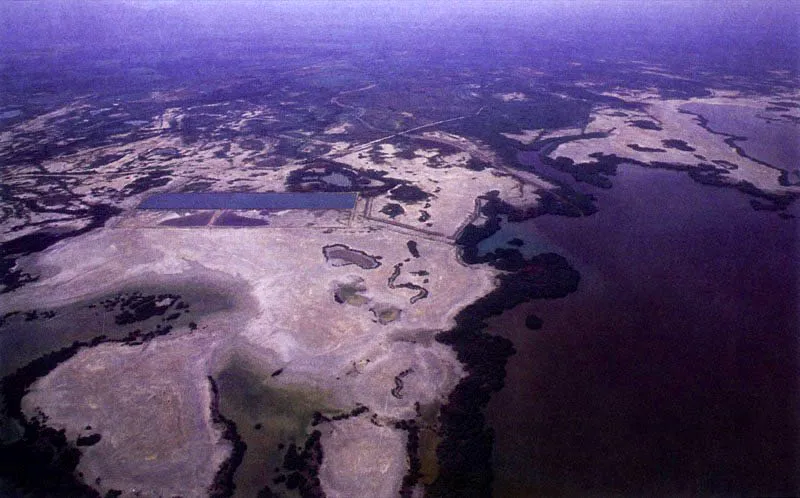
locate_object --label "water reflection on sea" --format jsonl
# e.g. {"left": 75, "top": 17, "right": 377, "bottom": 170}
{"left": 485, "top": 164, "right": 797, "bottom": 496}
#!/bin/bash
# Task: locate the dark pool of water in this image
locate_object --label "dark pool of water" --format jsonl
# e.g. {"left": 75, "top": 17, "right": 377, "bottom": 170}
{"left": 681, "top": 102, "right": 799, "bottom": 172}
{"left": 323, "top": 244, "right": 381, "bottom": 269}
{"left": 320, "top": 172, "right": 353, "bottom": 187}
{"left": 139, "top": 192, "right": 357, "bottom": 210}
{"left": 0, "top": 279, "right": 236, "bottom": 381}
{"left": 484, "top": 164, "right": 798, "bottom": 496}
{"left": 214, "top": 212, "right": 270, "bottom": 227}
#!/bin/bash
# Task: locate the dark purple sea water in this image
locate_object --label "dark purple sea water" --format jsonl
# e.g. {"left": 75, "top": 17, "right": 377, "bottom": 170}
{"left": 484, "top": 164, "right": 798, "bottom": 496}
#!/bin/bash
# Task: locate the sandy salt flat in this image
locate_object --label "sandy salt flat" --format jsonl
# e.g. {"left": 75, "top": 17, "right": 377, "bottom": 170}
{"left": 9, "top": 217, "right": 496, "bottom": 495}
{"left": 7, "top": 84, "right": 796, "bottom": 495}
{"left": 317, "top": 417, "right": 408, "bottom": 498}
{"left": 23, "top": 333, "right": 232, "bottom": 497}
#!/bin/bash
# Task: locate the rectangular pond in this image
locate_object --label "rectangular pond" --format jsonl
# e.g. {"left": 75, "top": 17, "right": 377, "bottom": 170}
{"left": 138, "top": 192, "right": 357, "bottom": 210}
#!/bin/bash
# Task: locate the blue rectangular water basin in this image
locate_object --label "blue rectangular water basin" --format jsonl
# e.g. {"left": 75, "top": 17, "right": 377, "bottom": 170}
{"left": 138, "top": 192, "right": 357, "bottom": 210}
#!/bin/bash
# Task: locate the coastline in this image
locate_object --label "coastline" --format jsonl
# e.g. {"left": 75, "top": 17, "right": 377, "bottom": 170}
{"left": 429, "top": 197, "right": 582, "bottom": 496}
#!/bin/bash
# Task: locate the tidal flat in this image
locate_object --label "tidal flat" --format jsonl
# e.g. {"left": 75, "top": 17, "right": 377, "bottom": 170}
{"left": 1, "top": 221, "right": 482, "bottom": 496}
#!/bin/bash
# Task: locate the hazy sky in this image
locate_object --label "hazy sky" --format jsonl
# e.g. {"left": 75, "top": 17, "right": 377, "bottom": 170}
{"left": 0, "top": 0, "right": 797, "bottom": 69}
{"left": 2, "top": 1, "right": 797, "bottom": 32}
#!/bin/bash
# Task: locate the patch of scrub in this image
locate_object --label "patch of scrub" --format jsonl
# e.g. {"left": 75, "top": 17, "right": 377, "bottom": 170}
{"left": 388, "top": 184, "right": 430, "bottom": 203}
{"left": 627, "top": 144, "right": 666, "bottom": 153}
{"left": 380, "top": 203, "right": 405, "bottom": 218}
{"left": 629, "top": 119, "right": 662, "bottom": 130}
{"left": 662, "top": 139, "right": 695, "bottom": 151}
{"left": 322, "top": 244, "right": 381, "bottom": 269}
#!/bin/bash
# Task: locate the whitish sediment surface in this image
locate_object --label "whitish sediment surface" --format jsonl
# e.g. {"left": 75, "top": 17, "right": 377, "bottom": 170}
{"left": 7, "top": 172, "right": 503, "bottom": 496}
{"left": 317, "top": 417, "right": 408, "bottom": 498}
{"left": 23, "top": 335, "right": 232, "bottom": 496}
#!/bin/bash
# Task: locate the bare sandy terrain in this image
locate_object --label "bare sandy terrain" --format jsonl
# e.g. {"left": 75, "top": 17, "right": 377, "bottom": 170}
{"left": 549, "top": 90, "right": 800, "bottom": 194}
{"left": 6, "top": 207, "right": 497, "bottom": 495}
{"left": 317, "top": 417, "right": 407, "bottom": 498}
{"left": 23, "top": 333, "right": 232, "bottom": 497}
{"left": 4, "top": 120, "right": 530, "bottom": 493}
{"left": 336, "top": 145, "right": 537, "bottom": 239}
